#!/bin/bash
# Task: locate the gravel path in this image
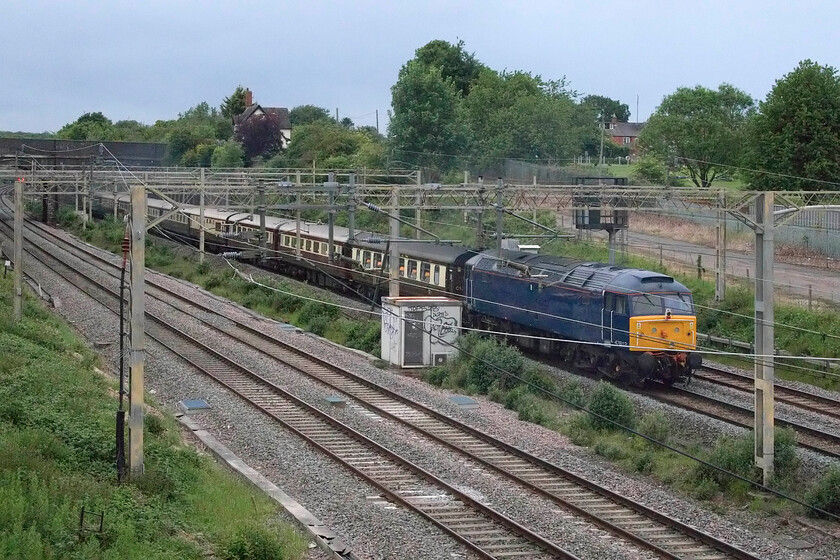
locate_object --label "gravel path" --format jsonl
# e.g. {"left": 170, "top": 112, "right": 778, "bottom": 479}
{"left": 4, "top": 218, "right": 839, "bottom": 560}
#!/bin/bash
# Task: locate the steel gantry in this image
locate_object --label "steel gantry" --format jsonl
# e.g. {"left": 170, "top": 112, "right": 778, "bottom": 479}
{"left": 6, "top": 164, "right": 840, "bottom": 485}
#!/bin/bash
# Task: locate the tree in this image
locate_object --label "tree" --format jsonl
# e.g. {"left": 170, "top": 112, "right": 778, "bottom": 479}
{"left": 211, "top": 141, "right": 244, "bottom": 168}
{"left": 746, "top": 60, "right": 840, "bottom": 192}
{"left": 639, "top": 84, "right": 754, "bottom": 188}
{"left": 57, "top": 112, "right": 114, "bottom": 140}
{"left": 289, "top": 105, "right": 332, "bottom": 126}
{"left": 221, "top": 86, "right": 248, "bottom": 123}
{"left": 388, "top": 60, "right": 467, "bottom": 170}
{"left": 414, "top": 39, "right": 484, "bottom": 96}
{"left": 234, "top": 111, "right": 285, "bottom": 159}
{"left": 581, "top": 95, "right": 631, "bottom": 123}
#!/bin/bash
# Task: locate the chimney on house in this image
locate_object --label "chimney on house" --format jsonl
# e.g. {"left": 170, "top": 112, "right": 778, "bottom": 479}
{"left": 244, "top": 89, "right": 253, "bottom": 107}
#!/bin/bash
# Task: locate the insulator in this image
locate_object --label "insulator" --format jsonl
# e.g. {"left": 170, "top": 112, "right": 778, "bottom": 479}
{"left": 219, "top": 232, "right": 245, "bottom": 239}
{"left": 221, "top": 252, "right": 241, "bottom": 259}
{"left": 362, "top": 201, "right": 381, "bottom": 213}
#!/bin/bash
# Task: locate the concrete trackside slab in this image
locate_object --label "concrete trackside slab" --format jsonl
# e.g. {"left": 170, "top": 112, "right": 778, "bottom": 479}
{"left": 176, "top": 413, "right": 361, "bottom": 560}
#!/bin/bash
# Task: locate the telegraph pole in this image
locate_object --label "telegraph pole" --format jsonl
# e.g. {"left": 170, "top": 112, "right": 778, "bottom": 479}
{"left": 348, "top": 173, "right": 356, "bottom": 240}
{"left": 326, "top": 173, "right": 336, "bottom": 264}
{"left": 13, "top": 178, "right": 23, "bottom": 322}
{"left": 495, "top": 178, "right": 504, "bottom": 255}
{"left": 389, "top": 185, "right": 400, "bottom": 297}
{"left": 754, "top": 192, "right": 775, "bottom": 486}
{"left": 199, "top": 169, "right": 205, "bottom": 264}
{"left": 128, "top": 184, "right": 146, "bottom": 477}
{"left": 257, "top": 182, "right": 266, "bottom": 262}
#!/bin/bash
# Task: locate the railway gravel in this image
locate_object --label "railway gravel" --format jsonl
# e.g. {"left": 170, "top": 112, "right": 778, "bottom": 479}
{"left": 4, "top": 219, "right": 839, "bottom": 559}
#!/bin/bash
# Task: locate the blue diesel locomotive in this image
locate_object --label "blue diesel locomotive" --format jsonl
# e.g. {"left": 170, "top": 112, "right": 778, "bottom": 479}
{"left": 94, "top": 192, "right": 701, "bottom": 384}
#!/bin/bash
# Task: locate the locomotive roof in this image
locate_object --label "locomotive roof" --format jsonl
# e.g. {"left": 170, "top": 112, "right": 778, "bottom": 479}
{"left": 470, "top": 250, "right": 691, "bottom": 294}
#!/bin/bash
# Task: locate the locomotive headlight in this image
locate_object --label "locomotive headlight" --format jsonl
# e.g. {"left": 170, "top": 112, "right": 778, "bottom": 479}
{"left": 674, "top": 327, "right": 680, "bottom": 333}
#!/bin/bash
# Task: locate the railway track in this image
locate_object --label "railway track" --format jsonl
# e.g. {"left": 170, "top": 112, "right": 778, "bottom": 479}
{"left": 693, "top": 364, "right": 840, "bottom": 422}
{"left": 0, "top": 209, "right": 575, "bottom": 560}
{"left": 1, "top": 207, "right": 763, "bottom": 559}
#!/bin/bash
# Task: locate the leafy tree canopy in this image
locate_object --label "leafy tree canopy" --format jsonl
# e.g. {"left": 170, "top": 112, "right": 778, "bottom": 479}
{"left": 414, "top": 39, "right": 484, "bottom": 97}
{"left": 211, "top": 140, "right": 245, "bottom": 168}
{"left": 221, "top": 86, "right": 248, "bottom": 122}
{"left": 283, "top": 120, "right": 385, "bottom": 169}
{"left": 745, "top": 60, "right": 840, "bottom": 192}
{"left": 57, "top": 112, "right": 114, "bottom": 141}
{"left": 581, "top": 95, "right": 631, "bottom": 123}
{"left": 234, "top": 111, "right": 286, "bottom": 160}
{"left": 289, "top": 105, "right": 333, "bottom": 126}
{"left": 639, "top": 84, "right": 754, "bottom": 188}
{"left": 388, "top": 60, "right": 467, "bottom": 170}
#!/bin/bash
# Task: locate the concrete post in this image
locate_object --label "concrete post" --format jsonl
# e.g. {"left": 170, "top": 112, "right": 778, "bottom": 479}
{"left": 607, "top": 228, "right": 616, "bottom": 266}
{"left": 715, "top": 189, "right": 727, "bottom": 301}
{"left": 348, "top": 173, "right": 356, "bottom": 241}
{"left": 199, "top": 168, "right": 205, "bottom": 264}
{"left": 327, "top": 173, "right": 335, "bottom": 264}
{"left": 129, "top": 184, "right": 146, "bottom": 477}
{"left": 13, "top": 179, "right": 23, "bottom": 322}
{"left": 415, "top": 170, "right": 422, "bottom": 239}
{"left": 389, "top": 185, "right": 400, "bottom": 297}
{"left": 295, "top": 171, "right": 301, "bottom": 259}
{"left": 496, "top": 178, "right": 504, "bottom": 255}
{"left": 754, "top": 192, "right": 775, "bottom": 486}
{"left": 257, "top": 182, "right": 266, "bottom": 263}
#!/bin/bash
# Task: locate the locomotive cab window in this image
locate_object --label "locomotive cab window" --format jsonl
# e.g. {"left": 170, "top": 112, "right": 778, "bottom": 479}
{"left": 604, "top": 293, "right": 628, "bottom": 314}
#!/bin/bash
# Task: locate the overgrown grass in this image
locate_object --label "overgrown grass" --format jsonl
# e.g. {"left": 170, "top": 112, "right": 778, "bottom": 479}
{"left": 59, "top": 213, "right": 382, "bottom": 357}
{"left": 426, "top": 333, "right": 840, "bottom": 518}
{"left": 0, "top": 275, "right": 308, "bottom": 559}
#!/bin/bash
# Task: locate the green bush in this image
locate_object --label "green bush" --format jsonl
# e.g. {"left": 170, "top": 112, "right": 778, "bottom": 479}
{"left": 426, "top": 366, "right": 449, "bottom": 387}
{"left": 772, "top": 427, "right": 800, "bottom": 483}
{"left": 637, "top": 411, "right": 670, "bottom": 445}
{"left": 222, "top": 522, "right": 302, "bottom": 560}
{"left": 806, "top": 466, "right": 840, "bottom": 517}
{"left": 196, "top": 260, "right": 211, "bottom": 275}
{"left": 586, "top": 382, "right": 636, "bottom": 430}
{"left": 297, "top": 300, "right": 338, "bottom": 326}
{"left": 594, "top": 440, "right": 627, "bottom": 461}
{"left": 305, "top": 316, "right": 331, "bottom": 337}
{"left": 145, "top": 414, "right": 165, "bottom": 436}
{"left": 467, "top": 338, "right": 524, "bottom": 393}
{"left": 345, "top": 321, "right": 380, "bottom": 355}
{"left": 557, "top": 379, "right": 587, "bottom": 410}
{"left": 565, "top": 413, "right": 596, "bottom": 447}
{"left": 693, "top": 434, "right": 756, "bottom": 488}
{"left": 634, "top": 451, "right": 656, "bottom": 474}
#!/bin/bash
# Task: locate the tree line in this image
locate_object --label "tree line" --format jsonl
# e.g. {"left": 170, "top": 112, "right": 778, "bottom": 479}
{"left": 7, "top": 40, "right": 839, "bottom": 191}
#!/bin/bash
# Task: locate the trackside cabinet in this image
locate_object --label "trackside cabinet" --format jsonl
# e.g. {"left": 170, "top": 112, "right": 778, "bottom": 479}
{"left": 381, "top": 297, "right": 462, "bottom": 368}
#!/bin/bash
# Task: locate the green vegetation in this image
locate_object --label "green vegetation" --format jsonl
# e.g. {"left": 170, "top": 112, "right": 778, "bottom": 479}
{"left": 427, "top": 333, "right": 840, "bottom": 516}
{"left": 0, "top": 275, "right": 307, "bottom": 559}
{"left": 61, "top": 213, "right": 382, "bottom": 357}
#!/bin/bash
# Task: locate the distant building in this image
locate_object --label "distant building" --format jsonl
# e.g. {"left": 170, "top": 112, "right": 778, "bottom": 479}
{"left": 604, "top": 115, "right": 644, "bottom": 155}
{"left": 236, "top": 89, "right": 292, "bottom": 148}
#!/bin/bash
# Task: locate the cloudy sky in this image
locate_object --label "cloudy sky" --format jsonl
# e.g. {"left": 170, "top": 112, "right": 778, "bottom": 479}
{"left": 4, "top": 0, "right": 838, "bottom": 134}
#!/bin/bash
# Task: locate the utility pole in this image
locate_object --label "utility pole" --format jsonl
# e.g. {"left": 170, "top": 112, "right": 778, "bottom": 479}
{"left": 415, "top": 170, "right": 422, "bottom": 239}
{"left": 375, "top": 109, "right": 379, "bottom": 134}
{"left": 495, "top": 178, "right": 504, "bottom": 255}
{"left": 348, "top": 173, "right": 356, "bottom": 241}
{"left": 199, "top": 169, "right": 205, "bottom": 264}
{"left": 327, "top": 173, "right": 336, "bottom": 264}
{"left": 754, "top": 192, "right": 775, "bottom": 486}
{"left": 389, "top": 185, "right": 400, "bottom": 297}
{"left": 13, "top": 178, "right": 23, "bottom": 322}
{"left": 128, "top": 184, "right": 146, "bottom": 477}
{"left": 257, "top": 182, "right": 266, "bottom": 262}
{"left": 598, "top": 120, "right": 605, "bottom": 167}
{"left": 715, "top": 189, "right": 727, "bottom": 301}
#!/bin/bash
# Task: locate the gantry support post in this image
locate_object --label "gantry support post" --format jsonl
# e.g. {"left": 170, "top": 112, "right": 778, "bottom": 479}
{"left": 389, "top": 185, "right": 400, "bottom": 297}
{"left": 496, "top": 178, "right": 504, "bottom": 256}
{"left": 476, "top": 177, "right": 485, "bottom": 249}
{"left": 199, "top": 168, "right": 205, "bottom": 264}
{"left": 607, "top": 228, "right": 617, "bottom": 266}
{"left": 327, "top": 173, "right": 335, "bottom": 264}
{"left": 754, "top": 192, "right": 775, "bottom": 486}
{"left": 13, "top": 179, "right": 23, "bottom": 322}
{"left": 415, "top": 170, "right": 422, "bottom": 239}
{"left": 128, "top": 184, "right": 146, "bottom": 477}
{"left": 348, "top": 172, "right": 356, "bottom": 241}
{"left": 295, "top": 171, "right": 302, "bottom": 259}
{"left": 257, "top": 182, "right": 266, "bottom": 263}
{"left": 715, "top": 189, "right": 727, "bottom": 301}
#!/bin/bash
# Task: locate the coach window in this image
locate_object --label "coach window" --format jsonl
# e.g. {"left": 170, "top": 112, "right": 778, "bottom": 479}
{"left": 363, "top": 251, "right": 371, "bottom": 268}
{"left": 399, "top": 258, "right": 406, "bottom": 277}
{"left": 433, "top": 265, "right": 441, "bottom": 285}
{"left": 408, "top": 260, "right": 418, "bottom": 279}
{"left": 305, "top": 239, "right": 312, "bottom": 252}
{"left": 421, "top": 263, "right": 431, "bottom": 283}
{"left": 375, "top": 253, "right": 383, "bottom": 268}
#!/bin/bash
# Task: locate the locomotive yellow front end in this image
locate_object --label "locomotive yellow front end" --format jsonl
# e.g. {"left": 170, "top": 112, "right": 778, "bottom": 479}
{"left": 629, "top": 292, "right": 702, "bottom": 383}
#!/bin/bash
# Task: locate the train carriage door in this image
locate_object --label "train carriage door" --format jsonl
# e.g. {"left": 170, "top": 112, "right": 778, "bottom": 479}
{"left": 602, "top": 293, "right": 614, "bottom": 343}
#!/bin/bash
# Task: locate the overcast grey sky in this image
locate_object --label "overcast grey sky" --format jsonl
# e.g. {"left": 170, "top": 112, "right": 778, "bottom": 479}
{"left": 3, "top": 0, "right": 838, "bottom": 134}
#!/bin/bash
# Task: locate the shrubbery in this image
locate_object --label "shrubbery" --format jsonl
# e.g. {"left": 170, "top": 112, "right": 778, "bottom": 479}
{"left": 586, "top": 382, "right": 636, "bottom": 430}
